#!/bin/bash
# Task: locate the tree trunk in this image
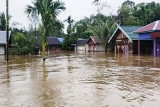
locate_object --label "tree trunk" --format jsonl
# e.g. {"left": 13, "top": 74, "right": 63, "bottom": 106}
{"left": 105, "top": 38, "right": 109, "bottom": 52}
{"left": 6, "top": 0, "right": 9, "bottom": 62}
{"left": 42, "top": 38, "right": 46, "bottom": 62}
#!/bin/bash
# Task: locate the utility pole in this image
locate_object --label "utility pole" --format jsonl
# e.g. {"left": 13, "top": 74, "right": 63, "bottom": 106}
{"left": 6, "top": 0, "right": 9, "bottom": 62}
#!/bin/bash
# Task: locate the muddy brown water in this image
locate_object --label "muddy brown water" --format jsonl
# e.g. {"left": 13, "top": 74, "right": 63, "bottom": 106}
{"left": 0, "top": 52, "right": 160, "bottom": 107}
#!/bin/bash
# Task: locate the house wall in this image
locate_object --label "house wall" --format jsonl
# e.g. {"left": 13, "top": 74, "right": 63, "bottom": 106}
{"left": 47, "top": 45, "right": 62, "bottom": 53}
{"left": 0, "top": 46, "right": 5, "bottom": 55}
{"left": 116, "top": 32, "right": 128, "bottom": 40}
{"left": 87, "top": 38, "right": 104, "bottom": 52}
{"left": 115, "top": 31, "right": 133, "bottom": 54}
{"left": 138, "top": 34, "right": 155, "bottom": 56}
{"left": 95, "top": 45, "right": 105, "bottom": 52}
{"left": 76, "top": 46, "right": 86, "bottom": 51}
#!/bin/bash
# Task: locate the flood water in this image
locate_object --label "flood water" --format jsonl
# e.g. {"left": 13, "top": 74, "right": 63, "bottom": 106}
{"left": 0, "top": 52, "right": 160, "bottom": 107}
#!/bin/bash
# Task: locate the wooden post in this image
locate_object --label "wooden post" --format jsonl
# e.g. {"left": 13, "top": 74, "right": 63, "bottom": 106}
{"left": 154, "top": 38, "right": 156, "bottom": 56}
{"left": 115, "top": 45, "right": 116, "bottom": 53}
{"left": 138, "top": 39, "right": 140, "bottom": 56}
{"left": 6, "top": 0, "right": 9, "bottom": 62}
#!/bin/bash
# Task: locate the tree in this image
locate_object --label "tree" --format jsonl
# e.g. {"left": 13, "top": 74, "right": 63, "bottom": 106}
{"left": 117, "top": 0, "right": 136, "bottom": 25}
{"left": 93, "top": 0, "right": 108, "bottom": 13}
{"left": 0, "top": 13, "right": 6, "bottom": 30}
{"left": 93, "top": 19, "right": 117, "bottom": 51}
{"left": 26, "top": 0, "right": 65, "bottom": 62}
{"left": 74, "top": 13, "right": 110, "bottom": 39}
{"left": 13, "top": 32, "right": 29, "bottom": 55}
{"left": 65, "top": 16, "right": 74, "bottom": 49}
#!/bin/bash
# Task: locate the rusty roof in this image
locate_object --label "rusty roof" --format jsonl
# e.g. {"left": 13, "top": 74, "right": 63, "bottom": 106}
{"left": 90, "top": 36, "right": 100, "bottom": 44}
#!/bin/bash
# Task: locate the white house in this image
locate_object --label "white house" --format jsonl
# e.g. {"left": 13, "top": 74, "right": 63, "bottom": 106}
{"left": 0, "top": 31, "right": 11, "bottom": 55}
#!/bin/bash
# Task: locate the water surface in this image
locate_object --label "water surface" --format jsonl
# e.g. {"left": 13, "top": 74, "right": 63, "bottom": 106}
{"left": 0, "top": 52, "right": 160, "bottom": 107}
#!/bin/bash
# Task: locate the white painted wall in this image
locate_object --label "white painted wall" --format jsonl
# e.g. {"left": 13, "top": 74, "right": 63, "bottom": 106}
{"left": 0, "top": 46, "right": 5, "bottom": 55}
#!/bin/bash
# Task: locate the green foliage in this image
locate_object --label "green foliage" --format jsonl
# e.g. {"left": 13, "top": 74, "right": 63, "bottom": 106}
{"left": 93, "top": 18, "right": 117, "bottom": 51}
{"left": 63, "top": 16, "right": 75, "bottom": 50}
{"left": 13, "top": 33, "right": 29, "bottom": 55}
{"left": 27, "top": 24, "right": 40, "bottom": 54}
{"left": 117, "top": 1, "right": 160, "bottom": 26}
{"left": 62, "top": 34, "right": 77, "bottom": 50}
{"left": 74, "top": 13, "right": 109, "bottom": 39}
{"left": 26, "top": 0, "right": 66, "bottom": 61}
{"left": 0, "top": 13, "right": 6, "bottom": 30}
{"left": 65, "top": 16, "right": 74, "bottom": 35}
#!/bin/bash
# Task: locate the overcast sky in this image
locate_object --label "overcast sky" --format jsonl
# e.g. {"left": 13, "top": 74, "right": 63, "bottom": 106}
{"left": 0, "top": 0, "right": 159, "bottom": 31}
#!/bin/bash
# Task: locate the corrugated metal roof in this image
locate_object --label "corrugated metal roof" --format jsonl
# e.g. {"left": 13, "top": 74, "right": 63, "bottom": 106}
{"left": 57, "top": 38, "right": 64, "bottom": 43}
{"left": 91, "top": 36, "right": 100, "bottom": 44}
{"left": 134, "top": 20, "right": 160, "bottom": 33}
{"left": 47, "top": 37, "right": 61, "bottom": 45}
{"left": 156, "top": 21, "right": 160, "bottom": 30}
{"left": 108, "top": 25, "right": 142, "bottom": 43}
{"left": 121, "top": 26, "right": 142, "bottom": 40}
{"left": 0, "top": 31, "right": 11, "bottom": 45}
{"left": 76, "top": 39, "right": 87, "bottom": 46}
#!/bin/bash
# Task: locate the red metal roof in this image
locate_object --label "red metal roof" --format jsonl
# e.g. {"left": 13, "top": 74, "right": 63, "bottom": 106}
{"left": 134, "top": 20, "right": 160, "bottom": 33}
{"left": 156, "top": 22, "right": 160, "bottom": 30}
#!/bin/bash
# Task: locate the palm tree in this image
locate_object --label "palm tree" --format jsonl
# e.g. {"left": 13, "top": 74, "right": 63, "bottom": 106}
{"left": 93, "top": 19, "right": 117, "bottom": 51}
{"left": 65, "top": 16, "right": 74, "bottom": 49}
{"left": 26, "top": 0, "right": 65, "bottom": 62}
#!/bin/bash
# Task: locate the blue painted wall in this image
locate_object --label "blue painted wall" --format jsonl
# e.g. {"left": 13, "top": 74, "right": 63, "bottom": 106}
{"left": 139, "top": 33, "right": 152, "bottom": 40}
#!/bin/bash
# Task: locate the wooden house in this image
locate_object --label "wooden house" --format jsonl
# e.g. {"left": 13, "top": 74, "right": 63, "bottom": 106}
{"left": 36, "top": 36, "right": 63, "bottom": 54}
{"left": 47, "top": 37, "right": 63, "bottom": 53}
{"left": 75, "top": 39, "right": 87, "bottom": 52}
{"left": 86, "top": 36, "right": 105, "bottom": 52}
{"left": 134, "top": 20, "right": 160, "bottom": 56}
{"left": 0, "top": 31, "right": 11, "bottom": 55}
{"left": 108, "top": 24, "right": 142, "bottom": 54}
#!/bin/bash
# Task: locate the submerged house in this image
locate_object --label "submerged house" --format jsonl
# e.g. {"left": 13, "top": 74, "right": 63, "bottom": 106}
{"left": 0, "top": 31, "right": 11, "bottom": 55}
{"left": 134, "top": 20, "right": 160, "bottom": 56}
{"left": 75, "top": 39, "right": 87, "bottom": 51}
{"left": 86, "top": 36, "right": 105, "bottom": 52}
{"left": 47, "top": 37, "right": 63, "bottom": 52}
{"left": 36, "top": 36, "right": 63, "bottom": 53}
{"left": 108, "top": 25, "right": 142, "bottom": 54}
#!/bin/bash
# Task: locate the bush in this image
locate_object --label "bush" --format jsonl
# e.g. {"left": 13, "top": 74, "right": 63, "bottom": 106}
{"left": 13, "top": 32, "right": 29, "bottom": 55}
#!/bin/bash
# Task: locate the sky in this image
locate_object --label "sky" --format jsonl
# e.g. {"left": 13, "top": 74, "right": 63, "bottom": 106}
{"left": 0, "top": 0, "right": 159, "bottom": 31}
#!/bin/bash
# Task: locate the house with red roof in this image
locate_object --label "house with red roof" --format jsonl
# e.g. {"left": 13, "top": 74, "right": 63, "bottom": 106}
{"left": 134, "top": 20, "right": 160, "bottom": 56}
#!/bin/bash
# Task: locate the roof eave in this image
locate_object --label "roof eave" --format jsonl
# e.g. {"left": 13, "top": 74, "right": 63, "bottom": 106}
{"left": 119, "top": 26, "right": 133, "bottom": 42}
{"left": 108, "top": 25, "right": 119, "bottom": 43}
{"left": 108, "top": 24, "right": 133, "bottom": 43}
{"left": 136, "top": 30, "right": 160, "bottom": 34}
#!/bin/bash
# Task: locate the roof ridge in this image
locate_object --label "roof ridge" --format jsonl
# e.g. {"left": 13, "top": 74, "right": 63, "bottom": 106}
{"left": 134, "top": 21, "right": 156, "bottom": 33}
{"left": 153, "top": 20, "right": 159, "bottom": 30}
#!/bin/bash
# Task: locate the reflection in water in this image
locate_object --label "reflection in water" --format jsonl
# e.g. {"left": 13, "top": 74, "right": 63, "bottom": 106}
{"left": 42, "top": 62, "right": 48, "bottom": 81}
{"left": 0, "top": 53, "right": 160, "bottom": 107}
